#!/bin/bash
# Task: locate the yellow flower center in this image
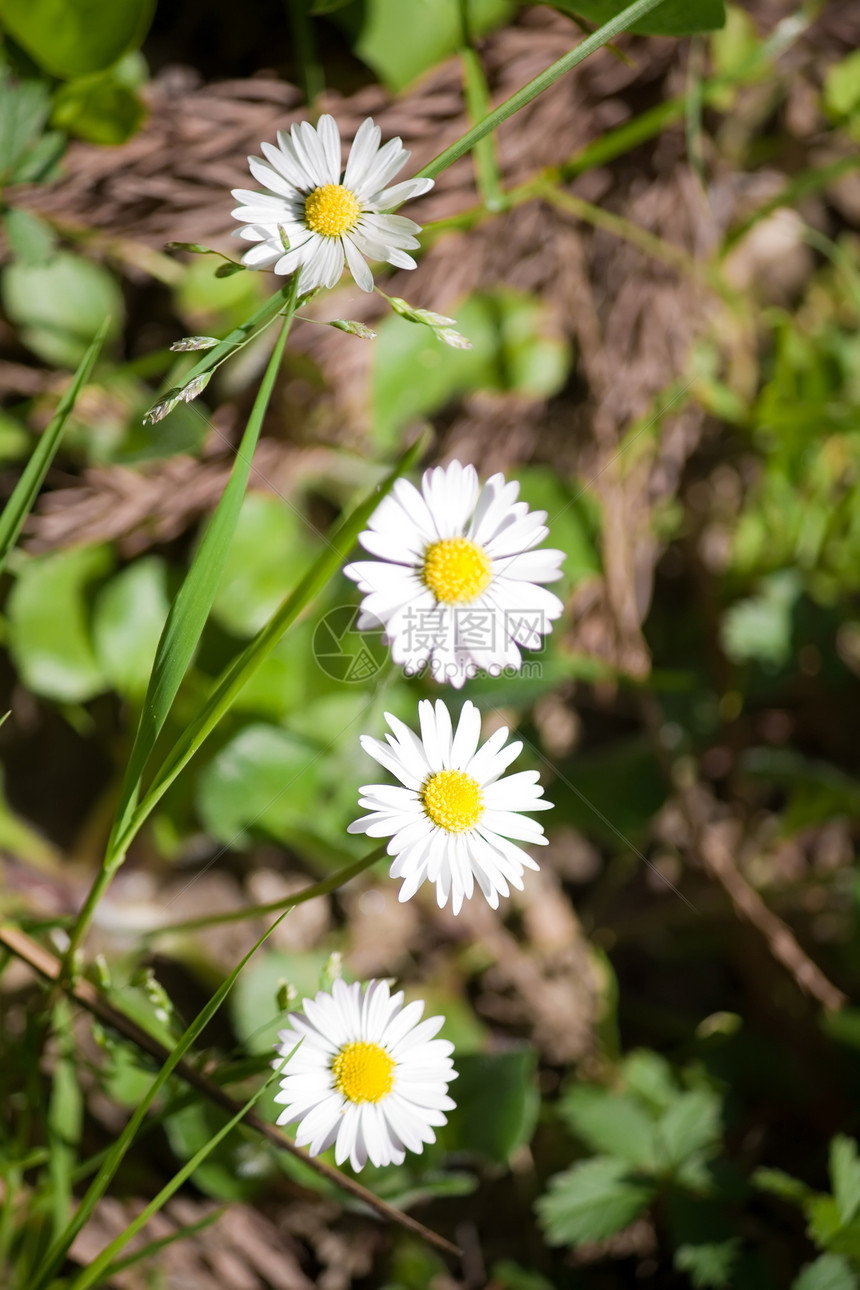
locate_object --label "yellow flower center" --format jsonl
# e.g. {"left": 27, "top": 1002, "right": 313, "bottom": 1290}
{"left": 332, "top": 1040, "right": 395, "bottom": 1104}
{"left": 422, "top": 537, "right": 492, "bottom": 605}
{"left": 422, "top": 768, "right": 484, "bottom": 833}
{"left": 304, "top": 183, "right": 360, "bottom": 238}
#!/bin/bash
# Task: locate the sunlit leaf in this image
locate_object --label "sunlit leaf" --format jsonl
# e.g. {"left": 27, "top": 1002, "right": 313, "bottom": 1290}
{"left": 1, "top": 251, "right": 123, "bottom": 368}
{"left": 793, "top": 1254, "right": 859, "bottom": 1290}
{"left": 537, "top": 1156, "right": 655, "bottom": 1245}
{"left": 559, "top": 1085, "right": 659, "bottom": 1170}
{"left": 0, "top": 0, "right": 155, "bottom": 76}
{"left": 92, "top": 557, "right": 171, "bottom": 699}
{"left": 831, "top": 1137, "right": 860, "bottom": 1228}
{"left": 552, "top": 0, "right": 725, "bottom": 36}
{"left": 0, "top": 324, "right": 106, "bottom": 573}
{"left": 443, "top": 1050, "right": 538, "bottom": 1163}
{"left": 7, "top": 545, "right": 112, "bottom": 703}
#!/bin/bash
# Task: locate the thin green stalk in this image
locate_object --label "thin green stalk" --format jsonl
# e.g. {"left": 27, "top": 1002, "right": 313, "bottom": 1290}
{"left": 287, "top": 0, "right": 325, "bottom": 108}
{"left": 0, "top": 321, "right": 107, "bottom": 575}
{"left": 418, "top": 0, "right": 668, "bottom": 180}
{"left": 458, "top": 0, "right": 504, "bottom": 210}
{"left": 0, "top": 917, "right": 459, "bottom": 1258}
{"left": 145, "top": 844, "right": 387, "bottom": 936}
{"left": 66, "top": 1060, "right": 289, "bottom": 1290}
{"left": 111, "top": 436, "right": 426, "bottom": 860}
{"left": 538, "top": 182, "right": 704, "bottom": 278}
{"left": 32, "top": 909, "right": 294, "bottom": 1289}
{"left": 64, "top": 284, "right": 299, "bottom": 974}
{"left": 685, "top": 35, "right": 707, "bottom": 189}
{"left": 161, "top": 281, "right": 296, "bottom": 394}
{"left": 46, "top": 999, "right": 82, "bottom": 1242}
{"left": 101, "top": 1209, "right": 224, "bottom": 1280}
{"left": 420, "top": 0, "right": 821, "bottom": 235}
{"left": 721, "top": 156, "right": 860, "bottom": 252}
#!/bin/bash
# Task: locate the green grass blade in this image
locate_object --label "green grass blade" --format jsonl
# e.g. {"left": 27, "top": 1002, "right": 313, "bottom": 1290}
{"left": 32, "top": 909, "right": 293, "bottom": 1289}
{"left": 63, "top": 282, "right": 299, "bottom": 971}
{"left": 160, "top": 280, "right": 295, "bottom": 395}
{"left": 109, "top": 292, "right": 294, "bottom": 838}
{"left": 107, "top": 292, "right": 297, "bottom": 853}
{"left": 66, "top": 1061, "right": 287, "bottom": 1290}
{"left": 419, "top": 0, "right": 669, "bottom": 180}
{"left": 31, "top": 840, "right": 387, "bottom": 1289}
{"left": 115, "top": 434, "right": 428, "bottom": 855}
{"left": 99, "top": 1209, "right": 224, "bottom": 1280}
{"left": 46, "top": 999, "right": 82, "bottom": 1242}
{"left": 0, "top": 320, "right": 107, "bottom": 574}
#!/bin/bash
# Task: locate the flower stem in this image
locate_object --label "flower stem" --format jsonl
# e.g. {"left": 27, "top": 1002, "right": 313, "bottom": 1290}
{"left": 145, "top": 845, "right": 388, "bottom": 936}
{"left": 418, "top": 0, "right": 669, "bottom": 180}
{"left": 457, "top": 0, "right": 504, "bottom": 211}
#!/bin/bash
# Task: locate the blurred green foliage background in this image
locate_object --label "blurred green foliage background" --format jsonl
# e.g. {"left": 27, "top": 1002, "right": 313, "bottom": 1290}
{"left": 2, "top": 0, "right": 860, "bottom": 1286}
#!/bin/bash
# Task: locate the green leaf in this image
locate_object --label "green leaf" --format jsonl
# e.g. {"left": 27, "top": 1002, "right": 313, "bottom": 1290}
{"left": 3, "top": 207, "right": 57, "bottom": 266}
{"left": 752, "top": 1166, "right": 813, "bottom": 1208}
{"left": 552, "top": 737, "right": 667, "bottom": 846}
{"left": 92, "top": 557, "right": 171, "bottom": 699}
{"left": 114, "top": 397, "right": 209, "bottom": 464}
{"left": 196, "top": 724, "right": 324, "bottom": 848}
{"left": 231, "top": 948, "right": 331, "bottom": 1056}
{"left": 116, "top": 435, "right": 428, "bottom": 855}
{"left": 806, "top": 1197, "right": 860, "bottom": 1259}
{"left": 106, "top": 294, "right": 298, "bottom": 863}
{"left": 559, "top": 1085, "right": 658, "bottom": 1170}
{"left": 793, "top": 1255, "right": 859, "bottom": 1290}
{"left": 442, "top": 1050, "right": 538, "bottom": 1163}
{"left": 0, "top": 323, "right": 106, "bottom": 575}
{"left": 65, "top": 1054, "right": 281, "bottom": 1290}
{"left": 674, "top": 1239, "right": 741, "bottom": 1288}
{"left": 7, "top": 545, "right": 112, "bottom": 703}
{"left": 809, "top": 1197, "right": 845, "bottom": 1249}
{"left": 11, "top": 126, "right": 65, "bottom": 184}
{"left": 211, "top": 492, "right": 319, "bottom": 637}
{"left": 831, "top": 1138, "right": 860, "bottom": 1227}
{"left": 824, "top": 51, "right": 860, "bottom": 119}
{"left": 0, "top": 0, "right": 155, "bottom": 76}
{"left": 164, "top": 1101, "right": 262, "bottom": 1201}
{"left": 552, "top": 0, "right": 725, "bottom": 36}
{"left": 667, "top": 1194, "right": 742, "bottom": 1288}
{"left": 536, "top": 1156, "right": 655, "bottom": 1246}
{"left": 1, "top": 251, "right": 123, "bottom": 368}
{"left": 174, "top": 253, "right": 265, "bottom": 335}
{"left": 348, "top": 0, "right": 512, "bottom": 92}
{"left": 490, "top": 1262, "right": 555, "bottom": 1290}
{"left": 0, "top": 72, "right": 51, "bottom": 181}
{"left": 656, "top": 1088, "right": 722, "bottom": 1169}
{"left": 622, "top": 1049, "right": 677, "bottom": 1112}
{"left": 373, "top": 291, "right": 570, "bottom": 447}
{"left": 51, "top": 71, "right": 145, "bottom": 145}
{"left": 516, "top": 467, "right": 600, "bottom": 583}
{"left": 721, "top": 569, "right": 801, "bottom": 668}
{"left": 822, "top": 1009, "right": 860, "bottom": 1054}
{"left": 709, "top": 5, "right": 764, "bottom": 84}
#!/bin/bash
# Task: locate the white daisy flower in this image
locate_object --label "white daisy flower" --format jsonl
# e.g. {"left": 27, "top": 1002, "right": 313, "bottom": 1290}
{"left": 343, "top": 460, "right": 565, "bottom": 688}
{"left": 231, "top": 114, "right": 433, "bottom": 294}
{"left": 348, "top": 698, "right": 552, "bottom": 913}
{"left": 273, "top": 978, "right": 456, "bottom": 1171}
